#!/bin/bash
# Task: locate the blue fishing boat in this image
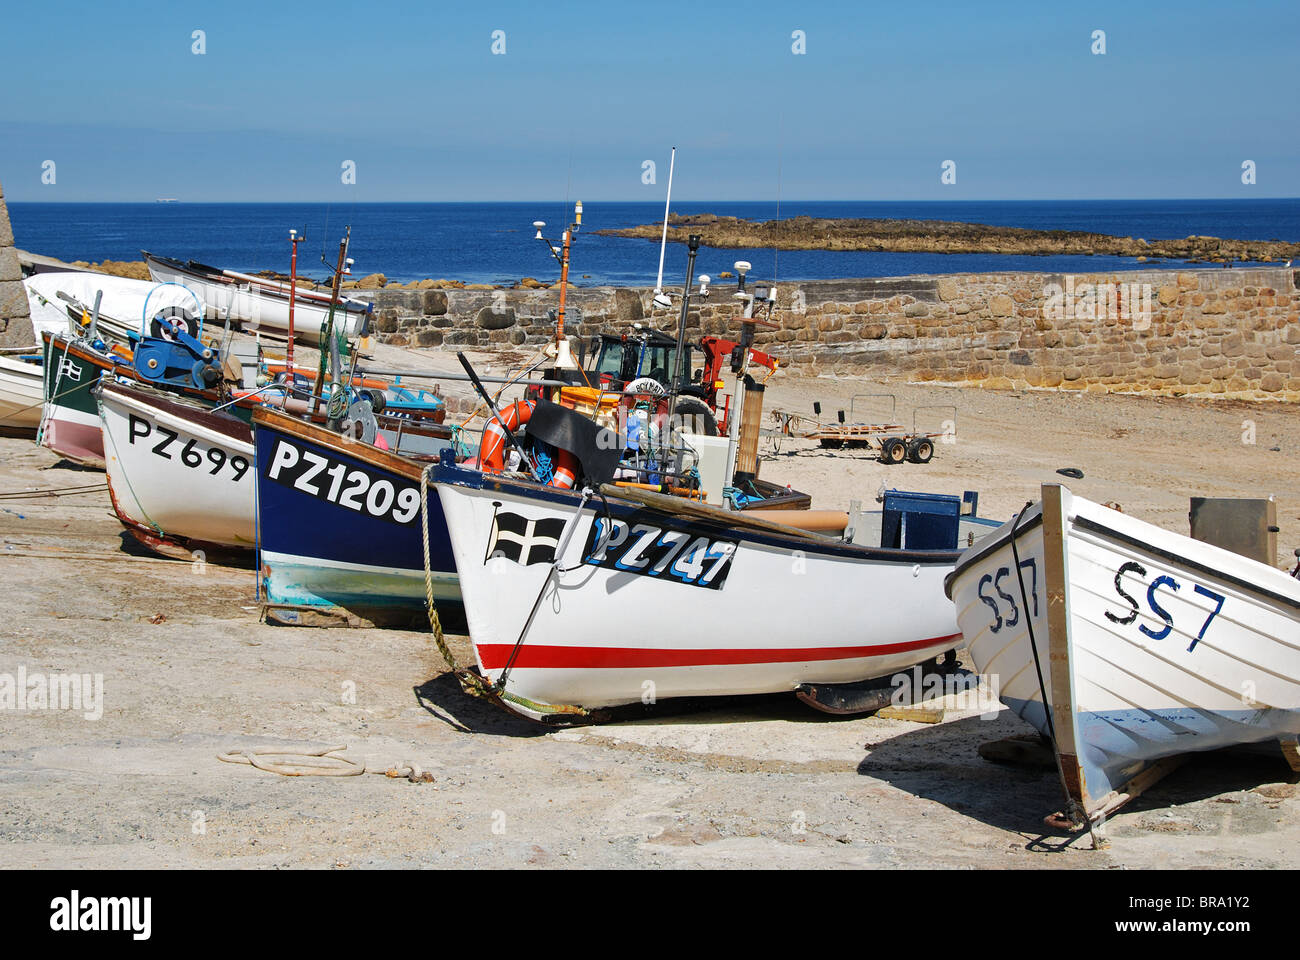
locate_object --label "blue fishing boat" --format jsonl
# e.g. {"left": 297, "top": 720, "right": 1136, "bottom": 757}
{"left": 252, "top": 405, "right": 460, "bottom": 626}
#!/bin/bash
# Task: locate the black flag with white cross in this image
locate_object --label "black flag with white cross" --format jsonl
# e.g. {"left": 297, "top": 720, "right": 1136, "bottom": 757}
{"left": 485, "top": 509, "right": 566, "bottom": 565}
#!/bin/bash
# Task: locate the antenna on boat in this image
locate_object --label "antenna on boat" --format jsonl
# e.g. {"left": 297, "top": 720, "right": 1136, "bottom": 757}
{"left": 652, "top": 147, "right": 676, "bottom": 310}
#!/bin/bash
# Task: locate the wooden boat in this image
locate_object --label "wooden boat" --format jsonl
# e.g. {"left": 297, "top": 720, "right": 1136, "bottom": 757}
{"left": 252, "top": 405, "right": 460, "bottom": 624}
{"left": 143, "top": 252, "right": 371, "bottom": 343}
{"left": 97, "top": 379, "right": 256, "bottom": 556}
{"left": 431, "top": 464, "right": 971, "bottom": 721}
{"left": 0, "top": 354, "right": 44, "bottom": 434}
{"left": 945, "top": 483, "right": 1300, "bottom": 826}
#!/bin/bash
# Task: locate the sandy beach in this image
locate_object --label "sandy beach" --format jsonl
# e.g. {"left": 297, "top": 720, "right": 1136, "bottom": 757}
{"left": 1, "top": 338, "right": 1297, "bottom": 869}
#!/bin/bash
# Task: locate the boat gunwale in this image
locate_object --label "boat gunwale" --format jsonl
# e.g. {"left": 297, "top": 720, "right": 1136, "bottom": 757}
{"left": 98, "top": 377, "right": 252, "bottom": 446}
{"left": 143, "top": 251, "right": 372, "bottom": 312}
{"left": 256, "top": 405, "right": 965, "bottom": 564}
{"left": 945, "top": 505, "right": 1045, "bottom": 598}
{"left": 433, "top": 461, "right": 965, "bottom": 565}
{"left": 1070, "top": 514, "right": 1300, "bottom": 613}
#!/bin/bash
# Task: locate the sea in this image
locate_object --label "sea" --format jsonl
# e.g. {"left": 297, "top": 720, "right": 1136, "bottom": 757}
{"left": 8, "top": 199, "right": 1299, "bottom": 288}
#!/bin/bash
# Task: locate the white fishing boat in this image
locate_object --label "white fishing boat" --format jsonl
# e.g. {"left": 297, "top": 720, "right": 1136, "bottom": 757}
{"left": 430, "top": 463, "right": 973, "bottom": 720}
{"left": 0, "top": 354, "right": 44, "bottom": 432}
{"left": 945, "top": 483, "right": 1300, "bottom": 827}
{"left": 143, "top": 252, "right": 371, "bottom": 343}
{"left": 24, "top": 270, "right": 204, "bottom": 345}
{"left": 97, "top": 378, "right": 256, "bottom": 556}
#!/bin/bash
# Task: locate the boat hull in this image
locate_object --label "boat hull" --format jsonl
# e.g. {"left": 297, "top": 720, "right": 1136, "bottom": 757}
{"left": 98, "top": 380, "right": 256, "bottom": 553}
{"left": 24, "top": 270, "right": 201, "bottom": 346}
{"left": 252, "top": 407, "right": 460, "bottom": 623}
{"left": 0, "top": 355, "right": 44, "bottom": 431}
{"left": 433, "top": 466, "right": 965, "bottom": 715}
{"left": 946, "top": 484, "right": 1300, "bottom": 817}
{"left": 145, "top": 255, "right": 368, "bottom": 343}
{"left": 40, "top": 332, "right": 118, "bottom": 467}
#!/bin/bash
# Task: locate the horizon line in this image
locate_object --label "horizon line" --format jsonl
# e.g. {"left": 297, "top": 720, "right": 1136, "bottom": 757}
{"left": 7, "top": 196, "right": 1300, "bottom": 205}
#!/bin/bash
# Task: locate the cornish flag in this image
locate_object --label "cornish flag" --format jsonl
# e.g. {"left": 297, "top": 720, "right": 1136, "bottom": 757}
{"left": 486, "top": 510, "right": 566, "bottom": 565}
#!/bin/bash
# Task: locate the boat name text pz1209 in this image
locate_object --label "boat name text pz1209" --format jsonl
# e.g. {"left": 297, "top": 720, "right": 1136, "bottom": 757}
{"left": 266, "top": 438, "right": 421, "bottom": 526}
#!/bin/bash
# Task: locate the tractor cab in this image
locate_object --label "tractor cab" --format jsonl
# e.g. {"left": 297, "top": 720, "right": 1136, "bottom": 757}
{"left": 582, "top": 328, "right": 699, "bottom": 395}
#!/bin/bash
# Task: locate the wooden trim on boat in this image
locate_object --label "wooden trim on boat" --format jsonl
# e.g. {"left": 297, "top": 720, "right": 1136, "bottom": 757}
{"left": 99, "top": 378, "right": 250, "bottom": 445}
{"left": 1041, "top": 482, "right": 1086, "bottom": 807}
{"left": 253, "top": 404, "right": 424, "bottom": 477}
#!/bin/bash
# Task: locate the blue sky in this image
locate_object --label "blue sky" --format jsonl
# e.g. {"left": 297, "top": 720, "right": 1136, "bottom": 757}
{"left": 1, "top": 0, "right": 1297, "bottom": 201}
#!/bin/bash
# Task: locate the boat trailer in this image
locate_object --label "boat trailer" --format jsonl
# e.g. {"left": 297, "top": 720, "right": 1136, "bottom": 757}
{"left": 769, "top": 395, "right": 956, "bottom": 465}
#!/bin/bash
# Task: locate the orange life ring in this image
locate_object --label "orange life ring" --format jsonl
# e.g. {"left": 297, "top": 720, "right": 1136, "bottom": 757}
{"left": 478, "top": 400, "right": 579, "bottom": 489}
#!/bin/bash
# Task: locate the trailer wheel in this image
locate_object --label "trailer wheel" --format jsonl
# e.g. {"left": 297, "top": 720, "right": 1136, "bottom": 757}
{"left": 907, "top": 437, "right": 935, "bottom": 463}
{"left": 881, "top": 437, "right": 907, "bottom": 464}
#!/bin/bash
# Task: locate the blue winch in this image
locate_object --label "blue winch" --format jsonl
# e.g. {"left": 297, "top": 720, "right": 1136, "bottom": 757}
{"left": 131, "top": 328, "right": 222, "bottom": 390}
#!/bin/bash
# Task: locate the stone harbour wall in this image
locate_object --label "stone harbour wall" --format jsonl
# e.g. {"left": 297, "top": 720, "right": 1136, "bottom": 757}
{"left": 0, "top": 181, "right": 35, "bottom": 348}
{"left": 364, "top": 264, "right": 1300, "bottom": 402}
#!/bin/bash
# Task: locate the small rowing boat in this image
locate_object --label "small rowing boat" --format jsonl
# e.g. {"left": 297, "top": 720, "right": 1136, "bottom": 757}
{"left": 143, "top": 252, "right": 372, "bottom": 344}
{"left": 945, "top": 483, "right": 1300, "bottom": 827}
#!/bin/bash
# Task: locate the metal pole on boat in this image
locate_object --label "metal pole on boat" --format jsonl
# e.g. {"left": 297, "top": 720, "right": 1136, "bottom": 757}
{"left": 286, "top": 229, "right": 302, "bottom": 383}
{"left": 723, "top": 265, "right": 756, "bottom": 499}
{"left": 88, "top": 290, "right": 102, "bottom": 342}
{"left": 662, "top": 234, "right": 701, "bottom": 479}
{"left": 456, "top": 352, "right": 535, "bottom": 472}
{"left": 311, "top": 232, "right": 351, "bottom": 419}
{"left": 652, "top": 148, "right": 676, "bottom": 309}
{"left": 556, "top": 202, "right": 580, "bottom": 342}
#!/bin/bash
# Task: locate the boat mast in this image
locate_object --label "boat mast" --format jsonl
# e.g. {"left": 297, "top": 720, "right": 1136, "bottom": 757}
{"left": 723, "top": 261, "right": 754, "bottom": 496}
{"left": 554, "top": 201, "right": 581, "bottom": 366}
{"left": 286, "top": 229, "right": 302, "bottom": 382}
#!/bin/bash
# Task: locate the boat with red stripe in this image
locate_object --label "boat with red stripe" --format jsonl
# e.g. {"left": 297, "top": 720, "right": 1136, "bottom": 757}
{"left": 431, "top": 461, "right": 979, "bottom": 721}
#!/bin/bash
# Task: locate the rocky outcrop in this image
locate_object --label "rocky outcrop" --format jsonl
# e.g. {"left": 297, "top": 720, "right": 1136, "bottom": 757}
{"left": 596, "top": 214, "right": 1300, "bottom": 263}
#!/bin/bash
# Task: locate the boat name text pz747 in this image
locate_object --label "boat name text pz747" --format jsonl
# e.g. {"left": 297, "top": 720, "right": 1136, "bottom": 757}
{"left": 266, "top": 439, "right": 421, "bottom": 526}
{"left": 128, "top": 414, "right": 250, "bottom": 481}
{"left": 581, "top": 516, "right": 737, "bottom": 590}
